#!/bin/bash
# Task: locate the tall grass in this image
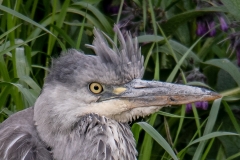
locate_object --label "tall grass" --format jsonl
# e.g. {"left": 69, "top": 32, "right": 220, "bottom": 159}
{"left": 1, "top": 0, "right": 240, "bottom": 159}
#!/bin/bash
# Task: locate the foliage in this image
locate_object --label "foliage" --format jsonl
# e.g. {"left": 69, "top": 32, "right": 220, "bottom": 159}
{"left": 0, "top": 0, "right": 240, "bottom": 159}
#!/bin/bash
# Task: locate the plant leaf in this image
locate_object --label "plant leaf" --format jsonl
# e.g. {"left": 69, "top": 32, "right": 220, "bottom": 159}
{"left": 161, "top": 7, "right": 228, "bottom": 35}
{"left": 204, "top": 59, "right": 240, "bottom": 87}
{"left": 0, "top": 4, "right": 65, "bottom": 50}
{"left": 137, "top": 122, "right": 178, "bottom": 160}
{"left": 221, "top": 0, "right": 240, "bottom": 19}
{"left": 187, "top": 132, "right": 239, "bottom": 148}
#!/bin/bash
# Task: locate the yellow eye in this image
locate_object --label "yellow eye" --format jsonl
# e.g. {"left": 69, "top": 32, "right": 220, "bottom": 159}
{"left": 89, "top": 82, "right": 103, "bottom": 94}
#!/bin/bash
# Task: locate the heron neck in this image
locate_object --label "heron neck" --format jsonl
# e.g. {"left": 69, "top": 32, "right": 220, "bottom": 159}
{"left": 37, "top": 113, "right": 137, "bottom": 160}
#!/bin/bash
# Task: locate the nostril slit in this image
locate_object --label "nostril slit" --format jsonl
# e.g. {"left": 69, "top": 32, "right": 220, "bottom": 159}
{"left": 135, "top": 86, "right": 147, "bottom": 89}
{"left": 169, "top": 97, "right": 175, "bottom": 101}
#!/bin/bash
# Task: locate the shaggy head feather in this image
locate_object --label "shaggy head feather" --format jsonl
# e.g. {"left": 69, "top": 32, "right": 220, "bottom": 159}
{"left": 45, "top": 28, "right": 144, "bottom": 87}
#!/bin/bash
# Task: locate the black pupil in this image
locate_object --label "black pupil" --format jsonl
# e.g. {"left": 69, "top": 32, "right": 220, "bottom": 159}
{"left": 94, "top": 85, "right": 99, "bottom": 90}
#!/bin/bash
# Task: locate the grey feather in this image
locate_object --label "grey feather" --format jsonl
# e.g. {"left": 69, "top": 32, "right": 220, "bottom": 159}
{"left": 0, "top": 108, "right": 52, "bottom": 160}
{"left": 46, "top": 27, "right": 144, "bottom": 86}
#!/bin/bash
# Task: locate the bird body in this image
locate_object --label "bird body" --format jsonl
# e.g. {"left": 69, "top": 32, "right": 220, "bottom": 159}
{"left": 0, "top": 107, "right": 52, "bottom": 160}
{"left": 0, "top": 27, "right": 221, "bottom": 160}
{"left": 0, "top": 107, "right": 137, "bottom": 160}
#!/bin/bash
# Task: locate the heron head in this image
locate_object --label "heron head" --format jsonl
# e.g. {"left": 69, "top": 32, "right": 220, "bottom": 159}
{"left": 34, "top": 27, "right": 221, "bottom": 132}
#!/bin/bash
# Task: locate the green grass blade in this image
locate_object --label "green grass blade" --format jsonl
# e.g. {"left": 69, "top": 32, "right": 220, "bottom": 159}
{"left": 187, "top": 132, "right": 239, "bottom": 148}
{"left": 186, "top": 81, "right": 214, "bottom": 90}
{"left": 15, "top": 48, "right": 29, "bottom": 77}
{"left": 0, "top": 24, "right": 21, "bottom": 39}
{"left": 51, "top": 24, "right": 76, "bottom": 47}
{"left": 137, "top": 122, "right": 178, "bottom": 160}
{"left": 173, "top": 105, "right": 186, "bottom": 146}
{"left": 67, "top": 8, "right": 103, "bottom": 30}
{"left": 157, "top": 24, "right": 178, "bottom": 64}
{"left": 192, "top": 104, "right": 202, "bottom": 137}
{"left": 47, "top": 0, "right": 58, "bottom": 59}
{"left": 0, "top": 82, "right": 37, "bottom": 106}
{"left": 0, "top": 5, "right": 65, "bottom": 50}
{"left": 192, "top": 98, "right": 222, "bottom": 159}
{"left": 0, "top": 34, "right": 45, "bottom": 57}
{"left": 0, "top": 85, "right": 11, "bottom": 109}
{"left": 0, "top": 5, "right": 54, "bottom": 38}
{"left": 177, "top": 118, "right": 208, "bottom": 158}
{"left": 201, "top": 138, "right": 215, "bottom": 160}
{"left": 76, "top": 8, "right": 87, "bottom": 49}
{"left": 203, "top": 99, "right": 222, "bottom": 135}
{"left": 222, "top": 100, "right": 240, "bottom": 133}
{"left": 143, "top": 43, "right": 155, "bottom": 69}
{"left": 63, "top": 22, "right": 93, "bottom": 28}
{"left": 73, "top": 2, "right": 112, "bottom": 34}
{"left": 137, "top": 35, "right": 200, "bottom": 64}
{"left": 166, "top": 34, "right": 204, "bottom": 83}
{"left": 201, "top": 124, "right": 223, "bottom": 160}
{"left": 226, "top": 152, "right": 240, "bottom": 160}
{"left": 138, "top": 114, "right": 157, "bottom": 160}
{"left": 114, "top": 0, "right": 124, "bottom": 44}
{"left": 156, "top": 110, "right": 194, "bottom": 119}
{"left": 216, "top": 145, "right": 226, "bottom": 159}
{"left": 148, "top": 0, "right": 157, "bottom": 36}
{"left": 1, "top": 108, "right": 14, "bottom": 117}
{"left": 19, "top": 76, "right": 41, "bottom": 94}
{"left": 204, "top": 59, "right": 240, "bottom": 87}
{"left": 142, "top": 0, "right": 147, "bottom": 32}
{"left": 153, "top": 49, "right": 160, "bottom": 80}
{"left": 47, "top": 0, "right": 70, "bottom": 56}
{"left": 0, "top": 54, "right": 10, "bottom": 81}
{"left": 31, "top": 65, "right": 50, "bottom": 72}
{"left": 131, "top": 123, "right": 142, "bottom": 145}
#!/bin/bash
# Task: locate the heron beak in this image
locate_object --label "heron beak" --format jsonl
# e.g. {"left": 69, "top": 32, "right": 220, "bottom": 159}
{"left": 113, "top": 79, "right": 221, "bottom": 108}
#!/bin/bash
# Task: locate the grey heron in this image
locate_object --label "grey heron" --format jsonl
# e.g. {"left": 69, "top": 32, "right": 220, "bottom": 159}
{"left": 0, "top": 27, "right": 221, "bottom": 160}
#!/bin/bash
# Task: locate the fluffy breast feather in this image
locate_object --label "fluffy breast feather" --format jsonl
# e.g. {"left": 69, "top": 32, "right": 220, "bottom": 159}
{"left": 39, "top": 113, "right": 137, "bottom": 160}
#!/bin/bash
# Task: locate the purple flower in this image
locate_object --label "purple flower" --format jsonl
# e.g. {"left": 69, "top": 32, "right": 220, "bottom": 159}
{"left": 195, "top": 1, "right": 228, "bottom": 37}
{"left": 218, "top": 16, "right": 228, "bottom": 31}
{"left": 195, "top": 101, "right": 202, "bottom": 108}
{"left": 186, "top": 101, "right": 209, "bottom": 113}
{"left": 196, "top": 16, "right": 217, "bottom": 37}
{"left": 208, "top": 20, "right": 216, "bottom": 37}
{"left": 202, "top": 101, "right": 209, "bottom": 110}
{"left": 196, "top": 15, "right": 228, "bottom": 37}
{"left": 196, "top": 19, "right": 207, "bottom": 36}
{"left": 186, "top": 103, "right": 193, "bottom": 113}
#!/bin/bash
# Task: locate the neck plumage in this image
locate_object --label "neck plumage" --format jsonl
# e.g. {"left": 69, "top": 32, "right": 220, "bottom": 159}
{"left": 36, "top": 113, "right": 137, "bottom": 160}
